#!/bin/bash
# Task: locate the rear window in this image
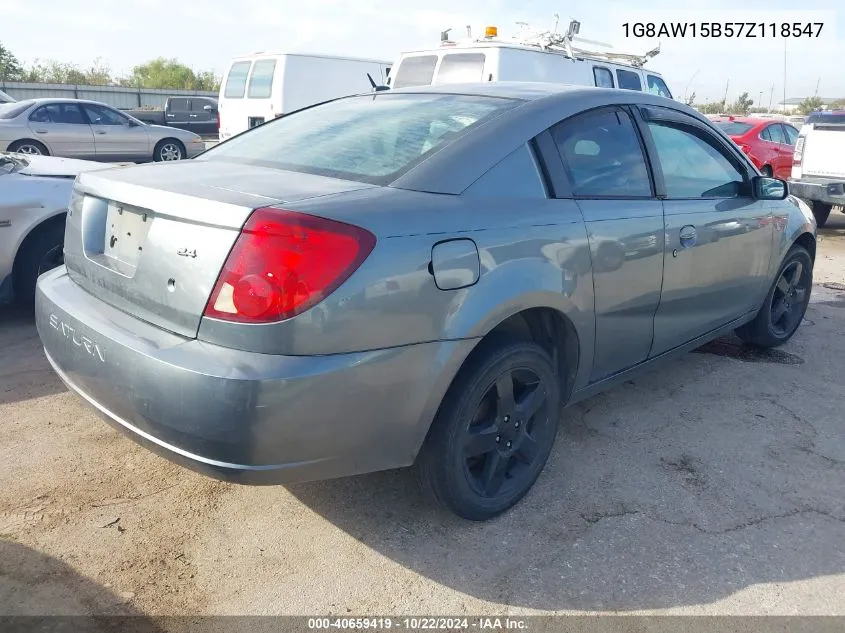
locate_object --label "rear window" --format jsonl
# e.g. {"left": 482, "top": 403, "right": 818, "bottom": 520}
{"left": 616, "top": 69, "right": 642, "bottom": 91}
{"left": 392, "top": 56, "right": 438, "bottom": 88}
{"left": 247, "top": 59, "right": 276, "bottom": 98}
{"left": 434, "top": 54, "right": 486, "bottom": 84}
{"left": 593, "top": 67, "right": 614, "bottom": 88}
{"left": 646, "top": 75, "right": 672, "bottom": 99}
{"left": 714, "top": 121, "right": 754, "bottom": 136}
{"left": 224, "top": 61, "right": 252, "bottom": 98}
{"left": 0, "top": 100, "right": 33, "bottom": 119}
{"left": 198, "top": 93, "right": 515, "bottom": 185}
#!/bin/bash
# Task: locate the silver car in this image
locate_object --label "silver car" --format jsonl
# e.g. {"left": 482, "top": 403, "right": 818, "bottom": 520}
{"left": 35, "top": 83, "right": 817, "bottom": 521}
{"left": 0, "top": 98, "right": 206, "bottom": 162}
{"left": 1, "top": 152, "right": 117, "bottom": 305}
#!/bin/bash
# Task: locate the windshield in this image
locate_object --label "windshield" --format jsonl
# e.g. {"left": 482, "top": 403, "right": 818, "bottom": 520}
{"left": 714, "top": 121, "right": 754, "bottom": 136}
{"left": 0, "top": 152, "right": 29, "bottom": 174}
{"left": 198, "top": 93, "right": 516, "bottom": 184}
{"left": 0, "top": 100, "right": 33, "bottom": 119}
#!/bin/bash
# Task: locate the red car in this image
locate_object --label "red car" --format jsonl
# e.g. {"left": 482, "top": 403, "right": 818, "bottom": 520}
{"left": 711, "top": 116, "right": 800, "bottom": 179}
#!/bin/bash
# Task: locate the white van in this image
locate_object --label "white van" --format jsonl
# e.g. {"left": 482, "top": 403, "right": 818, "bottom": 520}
{"left": 218, "top": 52, "right": 392, "bottom": 140}
{"left": 388, "top": 22, "right": 673, "bottom": 99}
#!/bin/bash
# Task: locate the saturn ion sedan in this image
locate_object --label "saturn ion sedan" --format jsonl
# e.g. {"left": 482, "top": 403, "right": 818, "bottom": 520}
{"left": 35, "top": 83, "right": 817, "bottom": 521}
{"left": 0, "top": 98, "right": 205, "bottom": 163}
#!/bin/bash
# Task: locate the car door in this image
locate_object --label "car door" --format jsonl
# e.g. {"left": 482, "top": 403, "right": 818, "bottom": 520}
{"left": 166, "top": 98, "right": 191, "bottom": 130}
{"left": 638, "top": 106, "right": 774, "bottom": 357}
{"left": 779, "top": 124, "right": 800, "bottom": 178}
{"left": 762, "top": 123, "right": 791, "bottom": 178}
{"left": 189, "top": 98, "right": 216, "bottom": 136}
{"left": 548, "top": 106, "right": 665, "bottom": 381}
{"left": 27, "top": 103, "right": 95, "bottom": 159}
{"left": 80, "top": 103, "right": 150, "bottom": 161}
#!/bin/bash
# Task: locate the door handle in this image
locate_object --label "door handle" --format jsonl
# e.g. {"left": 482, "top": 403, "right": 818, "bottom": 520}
{"left": 95, "top": 130, "right": 107, "bottom": 135}
{"left": 34, "top": 129, "right": 48, "bottom": 134}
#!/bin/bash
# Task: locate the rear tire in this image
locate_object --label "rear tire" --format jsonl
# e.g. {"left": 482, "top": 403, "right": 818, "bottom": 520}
{"left": 8, "top": 139, "right": 49, "bottom": 156}
{"left": 735, "top": 245, "right": 812, "bottom": 348}
{"left": 154, "top": 139, "right": 185, "bottom": 162}
{"left": 13, "top": 219, "right": 65, "bottom": 306}
{"left": 811, "top": 201, "right": 832, "bottom": 228}
{"left": 416, "top": 338, "right": 561, "bottom": 521}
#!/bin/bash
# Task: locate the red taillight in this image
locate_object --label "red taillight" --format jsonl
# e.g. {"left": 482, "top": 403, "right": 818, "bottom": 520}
{"left": 216, "top": 113, "right": 220, "bottom": 129}
{"left": 204, "top": 208, "right": 376, "bottom": 323}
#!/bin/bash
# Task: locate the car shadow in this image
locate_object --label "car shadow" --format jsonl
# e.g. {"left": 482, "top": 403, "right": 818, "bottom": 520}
{"left": 0, "top": 540, "right": 161, "bottom": 632}
{"left": 285, "top": 318, "right": 845, "bottom": 611}
{"left": 0, "top": 305, "right": 66, "bottom": 406}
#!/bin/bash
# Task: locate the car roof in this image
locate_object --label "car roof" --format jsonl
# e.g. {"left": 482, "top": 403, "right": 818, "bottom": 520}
{"left": 19, "top": 97, "right": 116, "bottom": 107}
{"left": 387, "top": 81, "right": 619, "bottom": 101}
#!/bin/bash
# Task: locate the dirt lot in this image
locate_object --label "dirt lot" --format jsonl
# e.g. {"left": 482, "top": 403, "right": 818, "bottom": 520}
{"left": 2, "top": 213, "right": 845, "bottom": 620}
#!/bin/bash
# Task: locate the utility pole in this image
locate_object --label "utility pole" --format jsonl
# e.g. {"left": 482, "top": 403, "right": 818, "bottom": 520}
{"left": 769, "top": 84, "right": 775, "bottom": 112}
{"left": 759, "top": 91, "right": 763, "bottom": 111}
{"left": 783, "top": 37, "right": 787, "bottom": 114}
{"left": 723, "top": 78, "right": 729, "bottom": 109}
{"left": 815, "top": 77, "right": 820, "bottom": 97}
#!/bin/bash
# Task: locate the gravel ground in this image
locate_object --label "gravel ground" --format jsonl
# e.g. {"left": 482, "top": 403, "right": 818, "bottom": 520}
{"left": 1, "top": 212, "right": 844, "bottom": 620}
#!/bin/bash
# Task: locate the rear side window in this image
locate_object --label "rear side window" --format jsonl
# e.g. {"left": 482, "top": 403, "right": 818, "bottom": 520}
{"left": 646, "top": 75, "right": 672, "bottom": 98}
{"left": 783, "top": 125, "right": 799, "bottom": 144}
{"left": 593, "top": 67, "right": 614, "bottom": 88}
{"left": 435, "top": 54, "right": 486, "bottom": 84}
{"left": 168, "top": 98, "right": 190, "bottom": 111}
{"left": 198, "top": 93, "right": 515, "bottom": 185}
{"left": 248, "top": 59, "right": 277, "bottom": 98}
{"left": 0, "top": 100, "right": 33, "bottom": 119}
{"left": 764, "top": 124, "right": 787, "bottom": 144}
{"left": 224, "top": 61, "right": 252, "bottom": 98}
{"left": 552, "top": 108, "right": 652, "bottom": 197}
{"left": 392, "top": 56, "right": 438, "bottom": 88}
{"left": 30, "top": 103, "right": 87, "bottom": 124}
{"left": 616, "top": 69, "right": 643, "bottom": 91}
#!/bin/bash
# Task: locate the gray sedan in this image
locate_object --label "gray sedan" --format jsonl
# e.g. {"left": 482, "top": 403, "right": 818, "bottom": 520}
{"left": 35, "top": 83, "right": 816, "bottom": 521}
{"left": 0, "top": 98, "right": 206, "bottom": 162}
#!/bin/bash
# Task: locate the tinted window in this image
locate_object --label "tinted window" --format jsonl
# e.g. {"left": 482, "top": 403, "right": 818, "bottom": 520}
{"left": 552, "top": 108, "right": 651, "bottom": 197}
{"left": 392, "top": 56, "right": 438, "bottom": 88}
{"left": 616, "top": 69, "right": 642, "bottom": 91}
{"left": 30, "top": 103, "right": 87, "bottom": 124}
{"left": 765, "top": 124, "right": 787, "bottom": 144}
{"left": 191, "top": 98, "right": 217, "bottom": 112}
{"left": 0, "top": 100, "right": 34, "bottom": 119}
{"left": 715, "top": 121, "right": 754, "bottom": 136}
{"left": 224, "top": 61, "right": 252, "bottom": 98}
{"left": 593, "top": 67, "right": 614, "bottom": 88}
{"left": 806, "top": 112, "right": 845, "bottom": 124}
{"left": 81, "top": 104, "right": 126, "bottom": 125}
{"left": 783, "top": 125, "right": 799, "bottom": 144}
{"left": 646, "top": 75, "right": 672, "bottom": 98}
{"left": 647, "top": 122, "right": 746, "bottom": 198}
{"left": 435, "top": 54, "right": 486, "bottom": 84}
{"left": 247, "top": 59, "right": 276, "bottom": 98}
{"left": 199, "top": 93, "right": 514, "bottom": 185}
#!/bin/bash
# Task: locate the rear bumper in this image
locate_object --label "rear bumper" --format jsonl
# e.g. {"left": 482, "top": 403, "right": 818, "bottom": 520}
{"left": 789, "top": 176, "right": 845, "bottom": 207}
{"left": 35, "top": 268, "right": 475, "bottom": 484}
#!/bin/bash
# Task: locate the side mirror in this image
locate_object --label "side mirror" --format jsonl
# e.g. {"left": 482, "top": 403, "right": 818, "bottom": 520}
{"left": 753, "top": 175, "right": 788, "bottom": 200}
{"left": 203, "top": 104, "right": 214, "bottom": 112}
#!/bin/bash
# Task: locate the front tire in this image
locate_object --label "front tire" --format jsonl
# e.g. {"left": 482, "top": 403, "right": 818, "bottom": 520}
{"left": 154, "top": 139, "right": 185, "bottom": 162}
{"left": 416, "top": 339, "right": 561, "bottom": 521}
{"left": 811, "top": 201, "right": 832, "bottom": 228}
{"left": 735, "top": 245, "right": 813, "bottom": 348}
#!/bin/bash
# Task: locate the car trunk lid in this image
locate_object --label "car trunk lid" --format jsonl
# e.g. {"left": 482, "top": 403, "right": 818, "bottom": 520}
{"left": 63, "top": 160, "right": 375, "bottom": 338}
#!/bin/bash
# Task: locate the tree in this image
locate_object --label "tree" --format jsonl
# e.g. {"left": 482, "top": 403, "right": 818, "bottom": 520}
{"left": 0, "top": 41, "right": 25, "bottom": 81}
{"left": 726, "top": 92, "right": 754, "bottom": 115}
{"left": 798, "top": 96, "right": 824, "bottom": 114}
{"left": 699, "top": 101, "right": 726, "bottom": 114}
{"left": 126, "top": 58, "right": 220, "bottom": 91}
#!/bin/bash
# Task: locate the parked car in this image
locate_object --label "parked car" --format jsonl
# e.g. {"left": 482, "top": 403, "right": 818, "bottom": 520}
{"left": 0, "top": 98, "right": 206, "bottom": 162}
{"left": 218, "top": 52, "right": 392, "bottom": 141}
{"left": 1, "top": 152, "right": 117, "bottom": 305}
{"left": 35, "top": 83, "right": 816, "bottom": 521}
{"left": 124, "top": 97, "right": 220, "bottom": 137}
{"left": 0, "top": 89, "right": 15, "bottom": 104}
{"left": 789, "top": 111, "right": 845, "bottom": 227}
{"left": 388, "top": 20, "right": 673, "bottom": 99}
{"left": 711, "top": 116, "right": 800, "bottom": 179}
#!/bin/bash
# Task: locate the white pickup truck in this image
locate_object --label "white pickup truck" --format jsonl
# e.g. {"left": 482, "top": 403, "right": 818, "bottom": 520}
{"left": 789, "top": 111, "right": 845, "bottom": 227}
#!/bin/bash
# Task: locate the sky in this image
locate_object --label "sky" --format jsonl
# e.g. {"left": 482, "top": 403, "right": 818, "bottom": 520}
{"left": 2, "top": 0, "right": 844, "bottom": 104}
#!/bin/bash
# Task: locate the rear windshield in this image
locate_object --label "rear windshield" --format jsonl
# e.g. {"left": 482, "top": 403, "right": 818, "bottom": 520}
{"left": 198, "top": 93, "right": 516, "bottom": 184}
{"left": 435, "top": 53, "right": 486, "bottom": 84}
{"left": 714, "top": 121, "right": 754, "bottom": 135}
{"left": 0, "top": 100, "right": 33, "bottom": 119}
{"left": 224, "top": 61, "right": 252, "bottom": 98}
{"left": 247, "top": 59, "right": 276, "bottom": 98}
